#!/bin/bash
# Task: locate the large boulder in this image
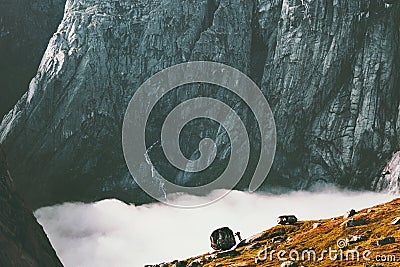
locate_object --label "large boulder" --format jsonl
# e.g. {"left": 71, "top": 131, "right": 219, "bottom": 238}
{"left": 343, "top": 209, "right": 357, "bottom": 218}
{"left": 277, "top": 215, "right": 298, "bottom": 225}
{"left": 312, "top": 222, "right": 322, "bottom": 229}
{"left": 377, "top": 236, "right": 395, "bottom": 246}
{"left": 342, "top": 218, "right": 367, "bottom": 228}
{"left": 392, "top": 217, "right": 400, "bottom": 225}
{"left": 210, "top": 227, "right": 236, "bottom": 251}
{"left": 347, "top": 235, "right": 368, "bottom": 244}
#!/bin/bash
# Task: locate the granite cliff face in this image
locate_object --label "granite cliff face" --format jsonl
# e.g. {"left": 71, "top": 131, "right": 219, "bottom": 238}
{"left": 0, "top": 145, "right": 63, "bottom": 266}
{"left": 0, "top": 0, "right": 399, "bottom": 208}
{"left": 0, "top": 0, "right": 66, "bottom": 118}
{"left": 260, "top": 0, "right": 400, "bottom": 189}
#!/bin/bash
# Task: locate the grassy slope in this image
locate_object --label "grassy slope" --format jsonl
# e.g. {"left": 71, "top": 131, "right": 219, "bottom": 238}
{"left": 172, "top": 198, "right": 400, "bottom": 267}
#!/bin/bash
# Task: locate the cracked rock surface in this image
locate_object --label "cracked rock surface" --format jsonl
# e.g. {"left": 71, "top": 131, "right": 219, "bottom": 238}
{"left": 260, "top": 0, "right": 400, "bottom": 189}
{"left": 0, "top": 0, "right": 399, "bottom": 208}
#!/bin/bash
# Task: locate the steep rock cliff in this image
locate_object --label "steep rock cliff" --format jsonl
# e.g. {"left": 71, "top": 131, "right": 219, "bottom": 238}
{"left": 0, "top": 145, "right": 63, "bottom": 266}
{"left": 0, "top": 0, "right": 399, "bottom": 208}
{"left": 374, "top": 151, "right": 400, "bottom": 193}
{"left": 260, "top": 0, "right": 400, "bottom": 189}
{"left": 0, "top": 0, "right": 65, "bottom": 118}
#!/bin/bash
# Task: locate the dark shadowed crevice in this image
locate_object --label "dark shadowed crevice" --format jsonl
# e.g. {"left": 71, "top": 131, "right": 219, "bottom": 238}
{"left": 249, "top": 15, "right": 267, "bottom": 86}
{"left": 202, "top": 0, "right": 218, "bottom": 32}
{"left": 188, "top": 0, "right": 219, "bottom": 60}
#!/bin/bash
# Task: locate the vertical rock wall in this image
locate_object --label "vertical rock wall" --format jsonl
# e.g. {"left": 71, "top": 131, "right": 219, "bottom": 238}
{"left": 0, "top": 0, "right": 398, "bottom": 208}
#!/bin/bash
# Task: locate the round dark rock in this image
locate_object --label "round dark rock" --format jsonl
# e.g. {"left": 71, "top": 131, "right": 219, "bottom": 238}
{"left": 210, "top": 227, "right": 236, "bottom": 251}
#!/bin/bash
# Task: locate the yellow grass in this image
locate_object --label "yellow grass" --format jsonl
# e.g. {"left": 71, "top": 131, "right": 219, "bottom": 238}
{"left": 163, "top": 198, "right": 400, "bottom": 267}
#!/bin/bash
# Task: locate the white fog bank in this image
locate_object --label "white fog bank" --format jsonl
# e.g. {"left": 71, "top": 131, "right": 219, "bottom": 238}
{"left": 35, "top": 189, "right": 396, "bottom": 267}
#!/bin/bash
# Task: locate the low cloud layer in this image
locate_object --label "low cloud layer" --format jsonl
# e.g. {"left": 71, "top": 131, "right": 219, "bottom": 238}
{"left": 35, "top": 188, "right": 395, "bottom": 267}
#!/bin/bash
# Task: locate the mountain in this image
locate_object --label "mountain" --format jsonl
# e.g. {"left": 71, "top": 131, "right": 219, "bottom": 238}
{"left": 0, "top": 0, "right": 399, "bottom": 208}
{"left": 375, "top": 151, "right": 400, "bottom": 193}
{"left": 0, "top": 0, "right": 66, "bottom": 118}
{"left": 153, "top": 198, "right": 400, "bottom": 267}
{"left": 0, "top": 145, "right": 63, "bottom": 266}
